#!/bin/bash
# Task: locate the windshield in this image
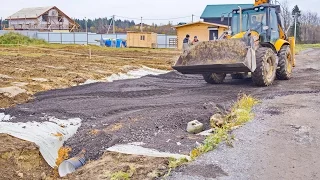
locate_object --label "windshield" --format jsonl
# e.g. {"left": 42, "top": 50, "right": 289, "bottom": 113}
{"left": 231, "top": 8, "right": 267, "bottom": 35}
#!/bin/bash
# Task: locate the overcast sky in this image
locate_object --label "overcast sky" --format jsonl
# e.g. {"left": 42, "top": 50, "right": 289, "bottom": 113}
{"left": 1, "top": 0, "right": 319, "bottom": 24}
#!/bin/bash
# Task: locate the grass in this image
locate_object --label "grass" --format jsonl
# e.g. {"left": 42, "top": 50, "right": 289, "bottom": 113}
{"left": 295, "top": 44, "right": 320, "bottom": 54}
{"left": 110, "top": 166, "right": 136, "bottom": 180}
{"left": 190, "top": 94, "right": 259, "bottom": 159}
{"left": 0, "top": 32, "right": 47, "bottom": 45}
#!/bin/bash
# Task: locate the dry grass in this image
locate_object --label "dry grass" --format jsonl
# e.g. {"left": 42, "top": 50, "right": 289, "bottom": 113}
{"left": 0, "top": 44, "right": 180, "bottom": 108}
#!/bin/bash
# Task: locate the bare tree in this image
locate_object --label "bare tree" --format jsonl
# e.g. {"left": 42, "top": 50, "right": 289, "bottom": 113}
{"left": 279, "top": 0, "right": 292, "bottom": 33}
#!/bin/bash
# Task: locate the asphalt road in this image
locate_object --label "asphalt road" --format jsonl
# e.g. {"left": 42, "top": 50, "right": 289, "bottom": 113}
{"left": 1, "top": 47, "right": 319, "bottom": 177}
{"left": 169, "top": 49, "right": 320, "bottom": 180}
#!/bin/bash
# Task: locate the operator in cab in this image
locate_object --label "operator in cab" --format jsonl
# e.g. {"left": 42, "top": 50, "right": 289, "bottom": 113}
{"left": 251, "top": 16, "right": 261, "bottom": 30}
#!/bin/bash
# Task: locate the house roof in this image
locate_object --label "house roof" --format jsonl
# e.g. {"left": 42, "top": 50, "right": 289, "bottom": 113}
{"left": 6, "top": 6, "right": 55, "bottom": 19}
{"left": 174, "top": 21, "right": 228, "bottom": 29}
{"left": 200, "top": 4, "right": 254, "bottom": 18}
{"left": 5, "top": 6, "right": 80, "bottom": 28}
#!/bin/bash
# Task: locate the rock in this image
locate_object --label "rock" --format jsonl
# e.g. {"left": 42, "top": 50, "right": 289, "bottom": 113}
{"left": 32, "top": 78, "right": 48, "bottom": 82}
{"left": 187, "top": 120, "right": 204, "bottom": 134}
{"left": 210, "top": 114, "right": 225, "bottom": 127}
{"left": 72, "top": 77, "right": 86, "bottom": 84}
{"left": 17, "top": 172, "right": 23, "bottom": 178}
{"left": 177, "top": 142, "right": 182, "bottom": 146}
{"left": 41, "top": 172, "right": 46, "bottom": 180}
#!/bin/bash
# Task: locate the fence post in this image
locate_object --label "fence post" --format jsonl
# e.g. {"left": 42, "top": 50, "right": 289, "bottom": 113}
{"left": 87, "top": 32, "right": 88, "bottom": 45}
{"left": 165, "top": 34, "right": 168, "bottom": 48}
{"left": 60, "top": 33, "right": 62, "bottom": 44}
{"left": 48, "top": 32, "right": 50, "bottom": 43}
{"left": 73, "top": 32, "right": 75, "bottom": 44}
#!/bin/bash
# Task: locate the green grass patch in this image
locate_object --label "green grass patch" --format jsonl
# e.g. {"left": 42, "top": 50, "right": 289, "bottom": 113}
{"left": 0, "top": 32, "right": 47, "bottom": 45}
{"left": 190, "top": 94, "right": 259, "bottom": 159}
{"left": 295, "top": 44, "right": 320, "bottom": 54}
{"left": 110, "top": 166, "right": 136, "bottom": 180}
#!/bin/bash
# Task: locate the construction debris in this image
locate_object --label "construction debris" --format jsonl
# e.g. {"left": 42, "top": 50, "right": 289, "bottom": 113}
{"left": 187, "top": 120, "right": 204, "bottom": 134}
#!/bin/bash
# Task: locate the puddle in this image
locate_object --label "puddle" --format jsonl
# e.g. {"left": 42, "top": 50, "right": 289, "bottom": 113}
{"left": 0, "top": 114, "right": 82, "bottom": 167}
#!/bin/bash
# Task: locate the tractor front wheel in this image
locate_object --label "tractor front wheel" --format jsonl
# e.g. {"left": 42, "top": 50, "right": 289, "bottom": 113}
{"left": 252, "top": 47, "right": 277, "bottom": 86}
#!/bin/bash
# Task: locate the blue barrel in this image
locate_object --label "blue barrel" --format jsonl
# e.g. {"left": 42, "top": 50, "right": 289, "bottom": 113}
{"left": 105, "top": 39, "right": 112, "bottom": 47}
{"left": 116, "top": 39, "right": 122, "bottom": 48}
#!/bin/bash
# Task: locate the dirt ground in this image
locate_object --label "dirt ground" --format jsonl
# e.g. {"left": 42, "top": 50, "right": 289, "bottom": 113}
{"left": 64, "top": 152, "right": 170, "bottom": 180}
{"left": 1, "top": 46, "right": 319, "bottom": 179}
{"left": 0, "top": 134, "right": 52, "bottom": 180}
{"left": 0, "top": 44, "right": 180, "bottom": 108}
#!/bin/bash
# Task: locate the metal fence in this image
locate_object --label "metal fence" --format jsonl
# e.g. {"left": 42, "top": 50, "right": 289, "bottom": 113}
{"left": 0, "top": 30, "right": 177, "bottom": 48}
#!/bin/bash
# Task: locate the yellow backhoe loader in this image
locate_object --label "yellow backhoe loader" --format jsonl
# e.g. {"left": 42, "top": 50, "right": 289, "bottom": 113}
{"left": 172, "top": 0, "right": 296, "bottom": 86}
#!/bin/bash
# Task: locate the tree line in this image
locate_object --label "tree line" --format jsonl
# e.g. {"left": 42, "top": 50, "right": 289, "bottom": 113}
{"left": 281, "top": 0, "right": 320, "bottom": 44}
{"left": 74, "top": 18, "right": 176, "bottom": 35}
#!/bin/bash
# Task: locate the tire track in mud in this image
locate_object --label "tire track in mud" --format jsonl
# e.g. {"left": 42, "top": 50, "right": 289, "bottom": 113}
{"left": 2, "top": 49, "right": 320, "bottom": 161}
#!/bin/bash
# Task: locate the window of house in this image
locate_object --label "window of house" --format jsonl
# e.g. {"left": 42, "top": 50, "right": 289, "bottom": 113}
{"left": 140, "top": 35, "right": 145, "bottom": 40}
{"left": 42, "top": 13, "right": 49, "bottom": 22}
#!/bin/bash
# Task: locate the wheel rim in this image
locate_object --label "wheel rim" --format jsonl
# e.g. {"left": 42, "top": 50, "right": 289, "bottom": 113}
{"left": 264, "top": 57, "right": 274, "bottom": 80}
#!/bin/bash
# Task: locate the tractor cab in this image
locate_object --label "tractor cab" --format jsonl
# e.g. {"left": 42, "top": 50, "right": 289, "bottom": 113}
{"left": 230, "top": 4, "right": 282, "bottom": 44}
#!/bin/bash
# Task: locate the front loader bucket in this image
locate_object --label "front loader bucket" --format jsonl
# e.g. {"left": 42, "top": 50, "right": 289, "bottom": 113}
{"left": 172, "top": 39, "right": 256, "bottom": 74}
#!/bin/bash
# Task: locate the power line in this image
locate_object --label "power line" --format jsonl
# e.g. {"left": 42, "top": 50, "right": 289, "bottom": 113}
{"left": 115, "top": 15, "right": 195, "bottom": 21}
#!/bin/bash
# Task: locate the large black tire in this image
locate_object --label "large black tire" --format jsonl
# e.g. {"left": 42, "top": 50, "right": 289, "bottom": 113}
{"left": 202, "top": 73, "right": 226, "bottom": 84}
{"left": 252, "top": 47, "right": 277, "bottom": 86}
{"left": 276, "top": 45, "right": 293, "bottom": 80}
{"left": 231, "top": 73, "right": 249, "bottom": 79}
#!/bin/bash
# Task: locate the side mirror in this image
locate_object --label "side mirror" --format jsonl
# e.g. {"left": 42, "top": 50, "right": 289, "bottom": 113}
{"left": 221, "top": 15, "right": 225, "bottom": 22}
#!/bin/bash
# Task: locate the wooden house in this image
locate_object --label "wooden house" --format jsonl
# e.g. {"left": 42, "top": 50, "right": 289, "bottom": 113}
{"left": 126, "top": 32, "right": 157, "bottom": 48}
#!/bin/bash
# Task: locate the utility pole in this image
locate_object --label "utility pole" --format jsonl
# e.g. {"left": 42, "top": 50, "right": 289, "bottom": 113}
{"left": 112, "top": 15, "right": 115, "bottom": 34}
{"left": 85, "top": 17, "right": 88, "bottom": 33}
{"left": 140, "top": 17, "right": 143, "bottom": 32}
{"left": 294, "top": 13, "right": 297, "bottom": 40}
{"left": 192, "top": 14, "right": 194, "bottom": 23}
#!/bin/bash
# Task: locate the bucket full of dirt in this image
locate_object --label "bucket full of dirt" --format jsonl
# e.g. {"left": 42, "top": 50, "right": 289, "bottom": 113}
{"left": 172, "top": 39, "right": 256, "bottom": 74}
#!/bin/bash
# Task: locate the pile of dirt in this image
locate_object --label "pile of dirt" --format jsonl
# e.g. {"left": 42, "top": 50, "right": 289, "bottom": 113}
{"left": 180, "top": 39, "right": 248, "bottom": 66}
{"left": 65, "top": 152, "right": 170, "bottom": 180}
{"left": 0, "top": 134, "right": 53, "bottom": 180}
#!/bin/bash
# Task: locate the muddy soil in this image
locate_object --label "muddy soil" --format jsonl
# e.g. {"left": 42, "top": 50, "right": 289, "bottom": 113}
{"left": 0, "top": 134, "right": 53, "bottom": 180}
{"left": 0, "top": 45, "right": 180, "bottom": 108}
{"left": 65, "top": 152, "right": 170, "bottom": 180}
{"left": 2, "top": 48, "right": 320, "bottom": 164}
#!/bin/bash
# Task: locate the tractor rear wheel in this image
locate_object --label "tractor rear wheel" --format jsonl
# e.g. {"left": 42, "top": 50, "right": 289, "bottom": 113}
{"left": 203, "top": 73, "right": 226, "bottom": 84}
{"left": 276, "top": 45, "right": 293, "bottom": 80}
{"left": 252, "top": 47, "right": 277, "bottom": 86}
{"left": 231, "top": 73, "right": 249, "bottom": 79}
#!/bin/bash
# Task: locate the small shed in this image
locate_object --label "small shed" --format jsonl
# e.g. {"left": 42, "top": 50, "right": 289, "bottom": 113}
{"left": 127, "top": 32, "right": 157, "bottom": 48}
{"left": 174, "top": 21, "right": 228, "bottom": 50}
